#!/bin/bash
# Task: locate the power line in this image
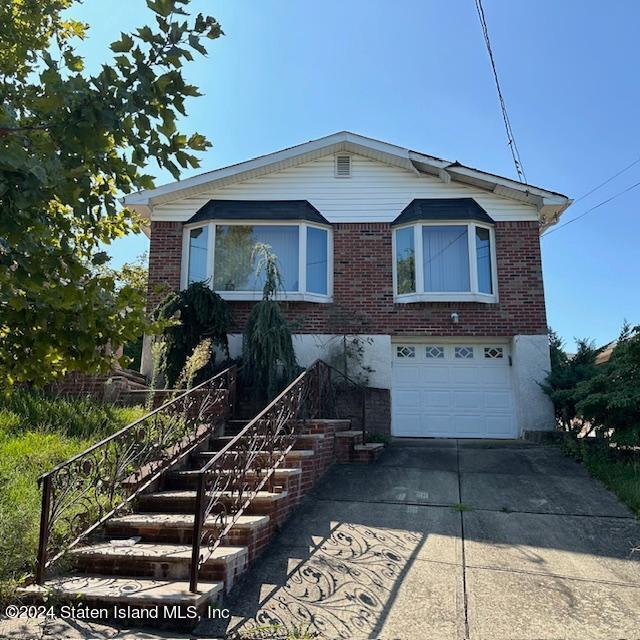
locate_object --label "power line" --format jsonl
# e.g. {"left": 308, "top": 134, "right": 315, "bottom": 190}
{"left": 542, "top": 179, "right": 640, "bottom": 238}
{"left": 571, "top": 155, "right": 640, "bottom": 206}
{"left": 474, "top": 0, "right": 528, "bottom": 185}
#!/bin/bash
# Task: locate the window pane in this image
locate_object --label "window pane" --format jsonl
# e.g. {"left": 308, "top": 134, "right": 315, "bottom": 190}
{"left": 213, "top": 225, "right": 299, "bottom": 292}
{"left": 422, "top": 225, "right": 470, "bottom": 292}
{"left": 306, "top": 227, "right": 328, "bottom": 295}
{"left": 187, "top": 226, "right": 208, "bottom": 284}
{"left": 395, "top": 227, "right": 415, "bottom": 294}
{"left": 476, "top": 227, "right": 493, "bottom": 294}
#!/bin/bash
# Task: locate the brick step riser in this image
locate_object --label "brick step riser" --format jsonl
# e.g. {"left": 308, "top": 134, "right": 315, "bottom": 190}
{"left": 29, "top": 419, "right": 377, "bottom": 632}
{"left": 135, "top": 497, "right": 285, "bottom": 517}
{"left": 207, "top": 436, "right": 324, "bottom": 451}
{"left": 104, "top": 523, "right": 268, "bottom": 555}
{"left": 72, "top": 555, "right": 248, "bottom": 589}
{"left": 162, "top": 474, "right": 290, "bottom": 493}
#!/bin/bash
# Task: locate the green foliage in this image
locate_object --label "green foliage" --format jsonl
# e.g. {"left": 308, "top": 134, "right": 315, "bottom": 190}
{"left": 175, "top": 338, "right": 213, "bottom": 389}
{"left": 365, "top": 432, "right": 391, "bottom": 445}
{"left": 0, "top": 390, "right": 144, "bottom": 597}
{"left": 450, "top": 502, "right": 474, "bottom": 513}
{"left": 324, "top": 335, "right": 375, "bottom": 385}
{"left": 0, "top": 388, "right": 144, "bottom": 440}
{"left": 543, "top": 324, "right": 640, "bottom": 445}
{"left": 561, "top": 436, "right": 640, "bottom": 516}
{"left": 101, "top": 253, "right": 148, "bottom": 370}
{"left": 575, "top": 324, "right": 640, "bottom": 443}
{"left": 0, "top": 0, "right": 222, "bottom": 386}
{"left": 242, "top": 244, "right": 298, "bottom": 400}
{"left": 540, "top": 331, "right": 600, "bottom": 432}
{"left": 155, "top": 283, "right": 230, "bottom": 387}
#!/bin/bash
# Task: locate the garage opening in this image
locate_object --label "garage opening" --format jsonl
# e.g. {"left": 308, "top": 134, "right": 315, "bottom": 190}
{"left": 391, "top": 341, "right": 518, "bottom": 438}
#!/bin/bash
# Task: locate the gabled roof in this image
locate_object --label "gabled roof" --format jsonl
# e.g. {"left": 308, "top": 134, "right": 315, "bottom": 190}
{"left": 392, "top": 198, "right": 494, "bottom": 226}
{"left": 122, "top": 131, "right": 571, "bottom": 228}
{"left": 187, "top": 199, "right": 328, "bottom": 225}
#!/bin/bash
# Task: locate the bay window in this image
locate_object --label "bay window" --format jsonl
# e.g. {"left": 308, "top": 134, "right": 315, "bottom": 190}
{"left": 182, "top": 221, "right": 332, "bottom": 301}
{"left": 393, "top": 222, "right": 497, "bottom": 303}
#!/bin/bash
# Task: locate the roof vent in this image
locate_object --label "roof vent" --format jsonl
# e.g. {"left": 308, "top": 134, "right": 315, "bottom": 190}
{"left": 335, "top": 154, "right": 351, "bottom": 178}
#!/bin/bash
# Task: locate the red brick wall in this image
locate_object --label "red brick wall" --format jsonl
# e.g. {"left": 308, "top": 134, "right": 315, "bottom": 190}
{"left": 148, "top": 221, "right": 182, "bottom": 308}
{"left": 147, "top": 220, "right": 547, "bottom": 336}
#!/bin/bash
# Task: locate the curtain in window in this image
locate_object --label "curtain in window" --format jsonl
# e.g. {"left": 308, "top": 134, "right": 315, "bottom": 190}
{"left": 213, "top": 225, "right": 299, "bottom": 292}
{"left": 306, "top": 227, "right": 328, "bottom": 294}
{"left": 422, "top": 225, "right": 470, "bottom": 292}
{"left": 395, "top": 227, "right": 415, "bottom": 294}
{"left": 187, "top": 226, "right": 208, "bottom": 284}
{"left": 475, "top": 227, "right": 493, "bottom": 294}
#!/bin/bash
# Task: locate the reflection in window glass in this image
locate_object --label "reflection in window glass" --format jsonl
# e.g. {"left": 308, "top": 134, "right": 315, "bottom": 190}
{"left": 423, "top": 225, "right": 470, "bottom": 292}
{"left": 306, "top": 227, "right": 328, "bottom": 295}
{"left": 476, "top": 227, "right": 493, "bottom": 294}
{"left": 213, "top": 225, "right": 299, "bottom": 292}
{"left": 187, "top": 226, "right": 209, "bottom": 284}
{"left": 395, "top": 227, "right": 415, "bottom": 294}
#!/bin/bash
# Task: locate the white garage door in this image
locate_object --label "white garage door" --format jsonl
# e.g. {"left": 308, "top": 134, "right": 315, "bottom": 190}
{"left": 392, "top": 342, "right": 518, "bottom": 439}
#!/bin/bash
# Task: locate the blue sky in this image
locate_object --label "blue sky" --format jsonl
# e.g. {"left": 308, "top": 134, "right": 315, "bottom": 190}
{"left": 71, "top": 0, "right": 640, "bottom": 349}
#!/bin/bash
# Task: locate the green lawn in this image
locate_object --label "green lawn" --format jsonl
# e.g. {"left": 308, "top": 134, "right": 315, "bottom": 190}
{"left": 0, "top": 390, "right": 145, "bottom": 603}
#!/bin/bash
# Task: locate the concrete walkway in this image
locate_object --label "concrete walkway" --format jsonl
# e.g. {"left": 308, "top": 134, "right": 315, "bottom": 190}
{"left": 199, "top": 439, "right": 640, "bottom": 640}
{"left": 3, "top": 440, "right": 638, "bottom": 639}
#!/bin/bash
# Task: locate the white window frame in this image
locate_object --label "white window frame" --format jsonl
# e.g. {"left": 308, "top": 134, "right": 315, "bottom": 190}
{"left": 392, "top": 220, "right": 498, "bottom": 304}
{"left": 181, "top": 220, "right": 333, "bottom": 303}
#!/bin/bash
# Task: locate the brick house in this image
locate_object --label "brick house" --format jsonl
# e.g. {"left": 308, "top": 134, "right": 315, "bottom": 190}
{"left": 123, "top": 132, "right": 571, "bottom": 439}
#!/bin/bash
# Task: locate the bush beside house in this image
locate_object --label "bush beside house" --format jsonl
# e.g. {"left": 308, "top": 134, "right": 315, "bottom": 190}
{"left": 543, "top": 324, "right": 640, "bottom": 515}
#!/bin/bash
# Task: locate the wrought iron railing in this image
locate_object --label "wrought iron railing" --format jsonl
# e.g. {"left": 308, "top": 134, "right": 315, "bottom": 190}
{"left": 35, "top": 365, "right": 237, "bottom": 584}
{"left": 188, "top": 359, "right": 367, "bottom": 592}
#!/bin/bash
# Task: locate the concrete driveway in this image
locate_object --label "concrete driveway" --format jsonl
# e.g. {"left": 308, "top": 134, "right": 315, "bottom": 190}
{"left": 201, "top": 439, "right": 640, "bottom": 640}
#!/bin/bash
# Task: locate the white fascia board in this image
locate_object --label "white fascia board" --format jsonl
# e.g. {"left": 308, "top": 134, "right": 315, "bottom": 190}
{"left": 120, "top": 130, "right": 572, "bottom": 225}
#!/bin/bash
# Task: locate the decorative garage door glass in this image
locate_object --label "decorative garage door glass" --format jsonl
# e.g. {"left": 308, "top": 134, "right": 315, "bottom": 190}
{"left": 391, "top": 343, "right": 517, "bottom": 439}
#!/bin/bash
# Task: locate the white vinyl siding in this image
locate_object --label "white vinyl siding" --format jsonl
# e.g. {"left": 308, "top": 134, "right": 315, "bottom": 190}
{"left": 152, "top": 153, "right": 539, "bottom": 224}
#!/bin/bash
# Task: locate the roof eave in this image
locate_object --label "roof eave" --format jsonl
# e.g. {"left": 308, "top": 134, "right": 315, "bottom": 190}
{"left": 120, "top": 132, "right": 572, "bottom": 227}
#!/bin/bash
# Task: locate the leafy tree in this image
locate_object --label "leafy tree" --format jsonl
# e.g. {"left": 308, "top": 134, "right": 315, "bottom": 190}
{"left": 0, "top": 0, "right": 222, "bottom": 386}
{"left": 155, "top": 283, "right": 230, "bottom": 387}
{"left": 105, "top": 254, "right": 149, "bottom": 370}
{"left": 242, "top": 244, "right": 298, "bottom": 400}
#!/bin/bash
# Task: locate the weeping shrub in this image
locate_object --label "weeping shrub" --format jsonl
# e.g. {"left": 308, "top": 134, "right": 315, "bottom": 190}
{"left": 155, "top": 282, "right": 230, "bottom": 387}
{"left": 242, "top": 244, "right": 298, "bottom": 400}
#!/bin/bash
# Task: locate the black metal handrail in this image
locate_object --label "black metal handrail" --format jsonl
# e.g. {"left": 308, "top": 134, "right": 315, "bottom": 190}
{"left": 35, "top": 365, "right": 237, "bottom": 584}
{"left": 188, "top": 359, "right": 333, "bottom": 592}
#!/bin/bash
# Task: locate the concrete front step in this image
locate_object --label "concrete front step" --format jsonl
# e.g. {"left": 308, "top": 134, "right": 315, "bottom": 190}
{"left": 209, "top": 433, "right": 324, "bottom": 450}
{"left": 194, "top": 448, "right": 315, "bottom": 464}
{"left": 137, "top": 489, "right": 288, "bottom": 513}
{"left": 20, "top": 574, "right": 222, "bottom": 609}
{"left": 108, "top": 512, "right": 268, "bottom": 532}
{"left": 165, "top": 467, "right": 301, "bottom": 490}
{"left": 71, "top": 543, "right": 248, "bottom": 586}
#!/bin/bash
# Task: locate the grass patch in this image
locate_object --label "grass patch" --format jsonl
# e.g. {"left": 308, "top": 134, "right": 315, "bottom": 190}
{"left": 0, "top": 390, "right": 145, "bottom": 603}
{"left": 364, "top": 432, "right": 391, "bottom": 445}
{"left": 562, "top": 436, "right": 640, "bottom": 517}
{"left": 450, "top": 502, "right": 474, "bottom": 513}
{"left": 584, "top": 455, "right": 640, "bottom": 516}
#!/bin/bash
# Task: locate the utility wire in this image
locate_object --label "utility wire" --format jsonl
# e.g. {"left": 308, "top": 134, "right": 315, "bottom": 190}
{"left": 571, "top": 155, "right": 640, "bottom": 206}
{"left": 542, "top": 179, "right": 640, "bottom": 238}
{"left": 474, "top": 0, "right": 528, "bottom": 185}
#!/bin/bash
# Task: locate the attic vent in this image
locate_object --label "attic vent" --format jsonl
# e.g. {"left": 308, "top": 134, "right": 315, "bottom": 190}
{"left": 335, "top": 154, "right": 351, "bottom": 178}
